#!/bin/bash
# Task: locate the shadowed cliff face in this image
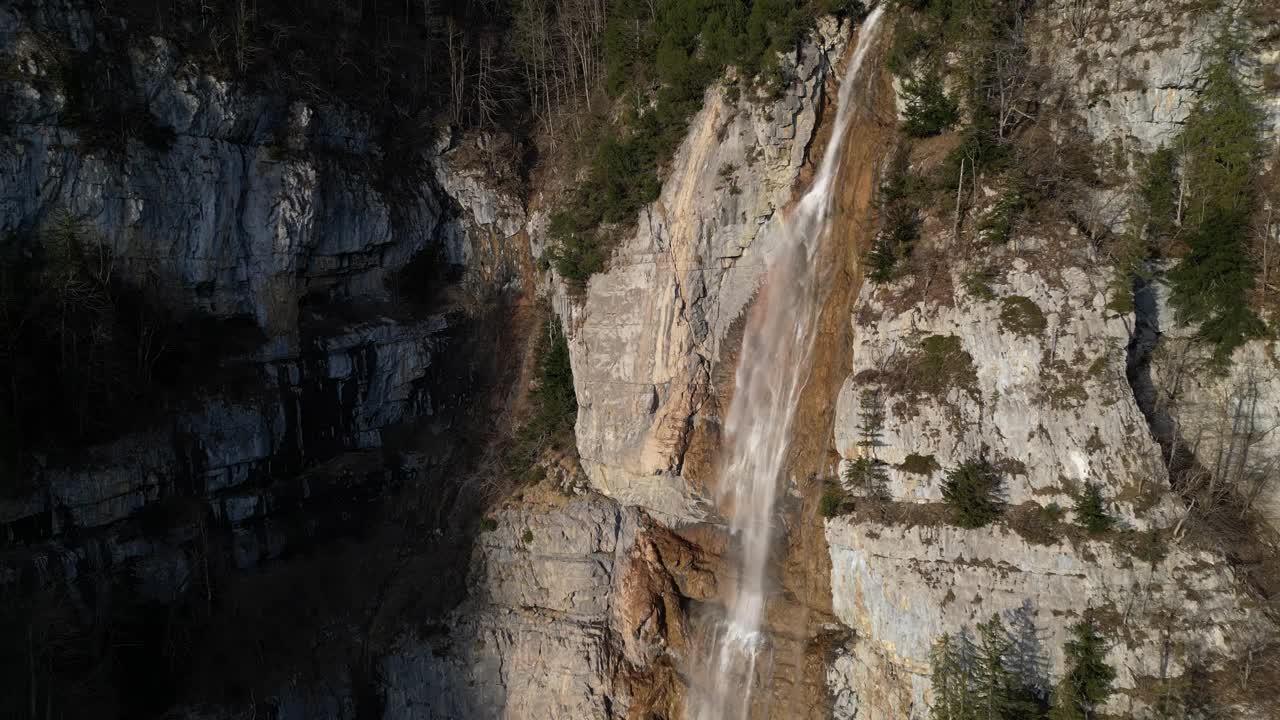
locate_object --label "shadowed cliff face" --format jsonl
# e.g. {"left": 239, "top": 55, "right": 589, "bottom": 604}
{"left": 0, "top": 2, "right": 538, "bottom": 717}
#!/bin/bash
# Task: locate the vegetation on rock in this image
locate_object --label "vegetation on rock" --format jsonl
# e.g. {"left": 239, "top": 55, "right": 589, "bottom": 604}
{"left": 868, "top": 148, "right": 926, "bottom": 282}
{"left": 929, "top": 609, "right": 1117, "bottom": 720}
{"left": 1072, "top": 483, "right": 1113, "bottom": 535}
{"left": 1048, "top": 615, "right": 1116, "bottom": 720}
{"left": 998, "top": 296, "right": 1047, "bottom": 337}
{"left": 502, "top": 317, "right": 579, "bottom": 481}
{"left": 916, "top": 335, "right": 980, "bottom": 396}
{"left": 930, "top": 610, "right": 1049, "bottom": 720}
{"left": 942, "top": 456, "right": 1003, "bottom": 528}
{"left": 1166, "top": 38, "right": 1266, "bottom": 362}
{"left": 901, "top": 70, "right": 960, "bottom": 138}
{"left": 820, "top": 487, "right": 847, "bottom": 518}
{"left": 549, "top": 0, "right": 867, "bottom": 283}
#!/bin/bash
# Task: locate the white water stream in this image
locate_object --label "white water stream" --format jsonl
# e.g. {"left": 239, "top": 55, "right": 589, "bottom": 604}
{"left": 690, "top": 7, "right": 886, "bottom": 719}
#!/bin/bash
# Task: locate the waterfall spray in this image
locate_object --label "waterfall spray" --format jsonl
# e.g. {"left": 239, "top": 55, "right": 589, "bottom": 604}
{"left": 690, "top": 7, "right": 886, "bottom": 719}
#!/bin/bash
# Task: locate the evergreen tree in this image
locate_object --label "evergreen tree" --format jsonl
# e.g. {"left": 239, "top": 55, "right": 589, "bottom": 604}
{"left": 868, "top": 149, "right": 922, "bottom": 283}
{"left": 845, "top": 388, "right": 890, "bottom": 498}
{"left": 930, "top": 612, "right": 1051, "bottom": 720}
{"left": 1167, "top": 35, "right": 1266, "bottom": 362}
{"left": 1072, "top": 483, "right": 1112, "bottom": 535}
{"left": 931, "top": 629, "right": 980, "bottom": 720}
{"left": 942, "top": 457, "right": 1003, "bottom": 527}
{"left": 1137, "top": 145, "right": 1180, "bottom": 242}
{"left": 975, "top": 615, "right": 1020, "bottom": 719}
{"left": 902, "top": 70, "right": 960, "bottom": 138}
{"left": 844, "top": 457, "right": 889, "bottom": 499}
{"left": 1050, "top": 616, "right": 1116, "bottom": 720}
{"left": 857, "top": 388, "right": 886, "bottom": 452}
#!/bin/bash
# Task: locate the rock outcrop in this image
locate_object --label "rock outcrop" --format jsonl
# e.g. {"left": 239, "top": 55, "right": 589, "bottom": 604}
{"left": 1, "top": 0, "right": 523, "bottom": 584}
{"left": 835, "top": 255, "right": 1176, "bottom": 525}
{"left": 561, "top": 19, "right": 850, "bottom": 523}
{"left": 826, "top": 519, "right": 1262, "bottom": 718}
{"left": 817, "top": 4, "right": 1280, "bottom": 718}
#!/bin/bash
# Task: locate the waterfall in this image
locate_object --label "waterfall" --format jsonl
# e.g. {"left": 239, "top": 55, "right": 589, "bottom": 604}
{"left": 690, "top": 7, "right": 886, "bottom": 719}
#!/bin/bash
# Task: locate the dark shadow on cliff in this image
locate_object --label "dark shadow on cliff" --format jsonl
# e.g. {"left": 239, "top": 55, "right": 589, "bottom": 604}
{"left": 0, "top": 280, "right": 537, "bottom": 720}
{"left": 1126, "top": 275, "right": 1280, "bottom": 628}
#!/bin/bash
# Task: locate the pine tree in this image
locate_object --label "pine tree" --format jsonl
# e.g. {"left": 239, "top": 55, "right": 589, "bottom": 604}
{"left": 857, "top": 388, "right": 886, "bottom": 452}
{"left": 942, "top": 457, "right": 1003, "bottom": 527}
{"left": 845, "top": 389, "right": 890, "bottom": 498}
{"left": 1137, "top": 145, "right": 1180, "bottom": 242}
{"left": 1072, "top": 483, "right": 1112, "bottom": 535}
{"left": 902, "top": 69, "right": 960, "bottom": 138}
{"left": 868, "top": 148, "right": 922, "bottom": 283}
{"left": 1167, "top": 34, "right": 1266, "bottom": 362}
{"left": 931, "top": 629, "right": 980, "bottom": 720}
{"left": 975, "top": 615, "right": 1020, "bottom": 719}
{"left": 1050, "top": 616, "right": 1116, "bottom": 720}
{"left": 844, "top": 457, "right": 889, "bottom": 499}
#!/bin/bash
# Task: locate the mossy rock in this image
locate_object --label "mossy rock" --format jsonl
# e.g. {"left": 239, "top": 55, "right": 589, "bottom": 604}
{"left": 999, "top": 295, "right": 1047, "bottom": 336}
{"left": 916, "top": 334, "right": 979, "bottom": 395}
{"left": 898, "top": 453, "right": 940, "bottom": 475}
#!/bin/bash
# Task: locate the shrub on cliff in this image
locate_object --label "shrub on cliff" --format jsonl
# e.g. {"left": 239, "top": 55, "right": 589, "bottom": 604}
{"left": 901, "top": 70, "right": 959, "bottom": 138}
{"left": 503, "top": 317, "right": 579, "bottom": 481}
{"left": 998, "top": 295, "right": 1047, "bottom": 337}
{"left": 942, "top": 457, "right": 1003, "bottom": 528}
{"left": 1072, "top": 483, "right": 1113, "bottom": 535}
{"left": 820, "top": 489, "right": 845, "bottom": 518}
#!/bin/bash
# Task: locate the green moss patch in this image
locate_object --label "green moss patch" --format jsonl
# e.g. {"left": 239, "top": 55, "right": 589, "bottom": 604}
{"left": 899, "top": 453, "right": 940, "bottom": 475}
{"left": 999, "top": 295, "right": 1047, "bottom": 336}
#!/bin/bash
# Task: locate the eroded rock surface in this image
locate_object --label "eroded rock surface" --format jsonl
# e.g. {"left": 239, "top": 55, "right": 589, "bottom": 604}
{"left": 562, "top": 21, "right": 850, "bottom": 522}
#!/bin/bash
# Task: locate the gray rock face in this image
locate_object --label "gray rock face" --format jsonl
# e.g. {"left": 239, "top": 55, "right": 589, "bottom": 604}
{"left": 12, "top": 313, "right": 447, "bottom": 531}
{"left": 818, "top": 5, "right": 1280, "bottom": 716}
{"left": 825, "top": 519, "right": 1263, "bottom": 719}
{"left": 207, "top": 492, "right": 672, "bottom": 720}
{"left": 1146, "top": 278, "right": 1280, "bottom": 532}
{"left": 561, "top": 20, "right": 851, "bottom": 522}
{"left": 1031, "top": 1, "right": 1280, "bottom": 189}
{"left": 824, "top": 244, "right": 1275, "bottom": 719}
{"left": 836, "top": 252, "right": 1177, "bottom": 526}
{"left": 3, "top": 32, "right": 455, "bottom": 337}
{"left": 382, "top": 494, "right": 628, "bottom": 720}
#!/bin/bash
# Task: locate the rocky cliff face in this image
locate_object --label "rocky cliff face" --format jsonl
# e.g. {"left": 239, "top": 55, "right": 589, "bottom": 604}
{"left": 550, "top": 2, "right": 1280, "bottom": 720}
{"left": 558, "top": 18, "right": 850, "bottom": 523}
{"left": 818, "top": 4, "right": 1280, "bottom": 718}
{"left": 1, "top": 2, "right": 535, "bottom": 716}
{"left": 823, "top": 248, "right": 1269, "bottom": 718}
{"left": 5, "top": 0, "right": 1280, "bottom": 718}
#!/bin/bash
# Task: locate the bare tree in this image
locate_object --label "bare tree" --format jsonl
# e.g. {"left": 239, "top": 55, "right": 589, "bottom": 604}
{"left": 1065, "top": 0, "right": 1102, "bottom": 41}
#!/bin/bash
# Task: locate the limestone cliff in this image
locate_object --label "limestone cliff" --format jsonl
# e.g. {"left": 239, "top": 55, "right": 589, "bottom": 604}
{"left": 557, "top": 17, "right": 850, "bottom": 523}
{"left": 549, "top": 1, "right": 1280, "bottom": 719}
{"left": 5, "top": 0, "right": 1280, "bottom": 718}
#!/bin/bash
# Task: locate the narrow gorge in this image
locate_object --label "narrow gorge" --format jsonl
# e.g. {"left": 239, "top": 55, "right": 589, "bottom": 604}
{"left": 2, "top": 1, "right": 1280, "bottom": 719}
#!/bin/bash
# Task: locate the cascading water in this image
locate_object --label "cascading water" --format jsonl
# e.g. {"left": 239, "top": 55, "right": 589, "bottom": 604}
{"left": 690, "top": 7, "right": 886, "bottom": 719}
